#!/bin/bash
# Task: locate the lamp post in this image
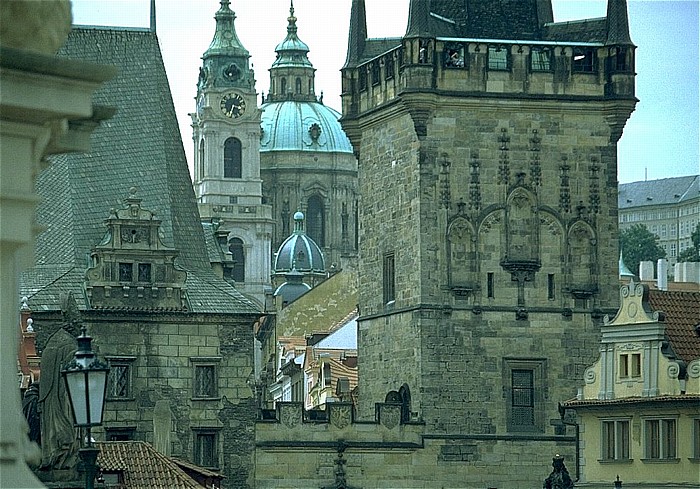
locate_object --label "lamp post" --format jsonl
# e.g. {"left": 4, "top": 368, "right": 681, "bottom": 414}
{"left": 61, "top": 327, "right": 109, "bottom": 489}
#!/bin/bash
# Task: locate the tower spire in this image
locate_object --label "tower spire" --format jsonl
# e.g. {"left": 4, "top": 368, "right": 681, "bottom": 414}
{"left": 343, "top": 0, "right": 367, "bottom": 68}
{"left": 405, "top": 0, "right": 431, "bottom": 37}
{"left": 150, "top": 0, "right": 156, "bottom": 33}
{"left": 605, "top": 0, "right": 633, "bottom": 45}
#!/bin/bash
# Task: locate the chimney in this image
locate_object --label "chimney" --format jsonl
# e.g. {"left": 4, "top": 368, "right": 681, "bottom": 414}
{"left": 638, "top": 261, "right": 654, "bottom": 281}
{"left": 657, "top": 259, "right": 668, "bottom": 291}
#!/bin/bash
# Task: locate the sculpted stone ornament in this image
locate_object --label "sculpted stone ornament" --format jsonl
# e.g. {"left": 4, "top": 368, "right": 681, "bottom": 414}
{"left": 38, "top": 328, "right": 80, "bottom": 470}
{"left": 543, "top": 454, "right": 574, "bottom": 489}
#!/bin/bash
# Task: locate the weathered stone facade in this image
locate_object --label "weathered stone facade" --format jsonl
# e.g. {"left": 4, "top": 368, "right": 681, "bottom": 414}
{"left": 255, "top": 0, "right": 637, "bottom": 487}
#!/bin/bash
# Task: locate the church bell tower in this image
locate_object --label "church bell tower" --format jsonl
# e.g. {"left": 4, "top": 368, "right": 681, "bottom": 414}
{"left": 191, "top": 0, "right": 273, "bottom": 308}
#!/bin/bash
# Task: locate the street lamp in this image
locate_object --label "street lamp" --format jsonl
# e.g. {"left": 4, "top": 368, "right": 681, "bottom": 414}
{"left": 61, "top": 327, "right": 109, "bottom": 489}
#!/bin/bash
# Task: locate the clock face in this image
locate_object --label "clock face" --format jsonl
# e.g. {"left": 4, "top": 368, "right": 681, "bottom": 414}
{"left": 220, "top": 92, "right": 246, "bottom": 118}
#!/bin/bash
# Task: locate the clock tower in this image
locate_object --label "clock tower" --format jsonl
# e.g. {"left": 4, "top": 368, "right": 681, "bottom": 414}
{"left": 191, "top": 0, "right": 273, "bottom": 308}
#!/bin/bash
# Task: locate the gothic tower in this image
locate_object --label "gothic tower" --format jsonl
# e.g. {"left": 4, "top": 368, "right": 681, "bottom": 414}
{"left": 341, "top": 0, "right": 636, "bottom": 485}
{"left": 260, "top": 2, "right": 358, "bottom": 269}
{"left": 192, "top": 0, "right": 273, "bottom": 307}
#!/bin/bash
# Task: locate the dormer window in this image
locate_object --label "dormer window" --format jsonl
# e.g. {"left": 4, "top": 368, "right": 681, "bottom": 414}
{"left": 619, "top": 353, "right": 641, "bottom": 378}
{"left": 119, "top": 262, "right": 133, "bottom": 282}
{"left": 137, "top": 263, "right": 151, "bottom": 282}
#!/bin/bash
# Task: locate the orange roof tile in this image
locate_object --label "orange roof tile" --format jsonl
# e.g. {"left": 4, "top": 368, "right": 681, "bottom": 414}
{"left": 96, "top": 441, "right": 208, "bottom": 489}
{"left": 562, "top": 395, "right": 700, "bottom": 408}
{"left": 648, "top": 290, "right": 700, "bottom": 363}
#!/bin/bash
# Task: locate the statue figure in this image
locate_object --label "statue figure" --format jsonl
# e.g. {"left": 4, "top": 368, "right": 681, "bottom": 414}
{"left": 22, "top": 383, "right": 41, "bottom": 445}
{"left": 543, "top": 454, "right": 574, "bottom": 489}
{"left": 38, "top": 328, "right": 79, "bottom": 470}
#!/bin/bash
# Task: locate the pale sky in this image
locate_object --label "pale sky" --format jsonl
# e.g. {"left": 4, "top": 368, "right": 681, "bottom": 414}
{"left": 71, "top": 0, "right": 699, "bottom": 184}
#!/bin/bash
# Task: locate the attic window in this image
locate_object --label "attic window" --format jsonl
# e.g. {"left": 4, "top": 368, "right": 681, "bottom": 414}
{"left": 444, "top": 44, "right": 465, "bottom": 68}
{"left": 119, "top": 263, "right": 133, "bottom": 282}
{"left": 137, "top": 263, "right": 151, "bottom": 282}
{"left": 530, "top": 47, "right": 552, "bottom": 72}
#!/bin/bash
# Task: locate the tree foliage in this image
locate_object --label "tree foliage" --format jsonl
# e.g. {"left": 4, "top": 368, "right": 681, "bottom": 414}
{"left": 619, "top": 224, "right": 666, "bottom": 275}
{"left": 677, "top": 222, "right": 700, "bottom": 262}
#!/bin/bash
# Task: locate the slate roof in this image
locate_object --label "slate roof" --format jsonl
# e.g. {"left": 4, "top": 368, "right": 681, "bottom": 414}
{"left": 542, "top": 18, "right": 607, "bottom": 43}
{"left": 21, "top": 27, "right": 258, "bottom": 315}
{"left": 618, "top": 175, "right": 700, "bottom": 209}
{"left": 648, "top": 289, "right": 700, "bottom": 363}
{"left": 96, "top": 441, "right": 208, "bottom": 489}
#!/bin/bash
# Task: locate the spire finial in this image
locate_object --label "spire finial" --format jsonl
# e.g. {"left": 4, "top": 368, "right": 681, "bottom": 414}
{"left": 150, "top": 0, "right": 156, "bottom": 32}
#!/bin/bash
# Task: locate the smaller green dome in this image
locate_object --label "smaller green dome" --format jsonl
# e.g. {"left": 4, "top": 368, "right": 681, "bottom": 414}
{"left": 274, "top": 212, "right": 325, "bottom": 274}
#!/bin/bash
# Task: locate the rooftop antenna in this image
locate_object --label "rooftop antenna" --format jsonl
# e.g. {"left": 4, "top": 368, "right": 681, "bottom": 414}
{"left": 150, "top": 0, "right": 156, "bottom": 33}
{"left": 645, "top": 167, "right": 647, "bottom": 181}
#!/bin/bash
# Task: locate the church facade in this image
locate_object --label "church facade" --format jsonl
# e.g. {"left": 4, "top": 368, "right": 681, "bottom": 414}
{"left": 254, "top": 0, "right": 637, "bottom": 487}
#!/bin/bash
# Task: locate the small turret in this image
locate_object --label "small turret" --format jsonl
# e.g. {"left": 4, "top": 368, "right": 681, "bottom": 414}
{"left": 343, "top": 0, "right": 367, "bottom": 69}
{"left": 605, "top": 0, "right": 633, "bottom": 45}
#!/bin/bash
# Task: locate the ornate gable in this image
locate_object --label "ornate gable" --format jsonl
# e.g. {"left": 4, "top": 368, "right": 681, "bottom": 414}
{"left": 85, "top": 188, "right": 187, "bottom": 311}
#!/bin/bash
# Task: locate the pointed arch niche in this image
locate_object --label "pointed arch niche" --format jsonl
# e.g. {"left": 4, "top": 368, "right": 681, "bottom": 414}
{"left": 447, "top": 217, "right": 476, "bottom": 293}
{"left": 504, "top": 188, "right": 539, "bottom": 265}
{"left": 306, "top": 194, "right": 325, "bottom": 247}
{"left": 567, "top": 220, "right": 597, "bottom": 300}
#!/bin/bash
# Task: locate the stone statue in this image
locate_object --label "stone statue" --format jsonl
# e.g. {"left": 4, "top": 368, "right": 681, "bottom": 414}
{"left": 543, "top": 454, "right": 574, "bottom": 489}
{"left": 22, "top": 383, "right": 41, "bottom": 445}
{"left": 38, "top": 328, "right": 79, "bottom": 470}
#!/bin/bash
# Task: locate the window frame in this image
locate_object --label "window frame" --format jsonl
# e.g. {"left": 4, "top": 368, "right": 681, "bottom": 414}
{"left": 619, "top": 352, "right": 642, "bottom": 379}
{"left": 601, "top": 418, "right": 631, "bottom": 462}
{"left": 105, "top": 427, "right": 136, "bottom": 441}
{"left": 190, "top": 357, "right": 222, "bottom": 400}
{"left": 383, "top": 252, "right": 396, "bottom": 305}
{"left": 643, "top": 417, "right": 678, "bottom": 461}
{"left": 530, "top": 47, "right": 552, "bottom": 72}
{"left": 223, "top": 137, "right": 242, "bottom": 179}
{"left": 193, "top": 429, "right": 220, "bottom": 469}
{"left": 503, "top": 358, "right": 545, "bottom": 433}
{"left": 488, "top": 45, "right": 510, "bottom": 71}
{"left": 106, "top": 356, "right": 136, "bottom": 401}
{"left": 572, "top": 47, "right": 596, "bottom": 73}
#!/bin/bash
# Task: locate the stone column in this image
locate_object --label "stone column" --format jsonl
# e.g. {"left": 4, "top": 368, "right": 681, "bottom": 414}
{"left": 0, "top": 2, "right": 115, "bottom": 486}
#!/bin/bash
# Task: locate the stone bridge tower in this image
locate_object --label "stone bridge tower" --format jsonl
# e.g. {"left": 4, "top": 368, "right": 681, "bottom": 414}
{"left": 340, "top": 0, "right": 636, "bottom": 484}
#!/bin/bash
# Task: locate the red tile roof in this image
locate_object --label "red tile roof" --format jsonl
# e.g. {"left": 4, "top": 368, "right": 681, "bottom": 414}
{"left": 96, "top": 441, "right": 211, "bottom": 489}
{"left": 648, "top": 290, "right": 700, "bottom": 363}
{"left": 562, "top": 394, "right": 700, "bottom": 408}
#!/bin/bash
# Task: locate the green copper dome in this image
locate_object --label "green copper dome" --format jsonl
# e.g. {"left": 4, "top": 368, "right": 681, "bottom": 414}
{"left": 274, "top": 212, "right": 325, "bottom": 274}
{"left": 260, "top": 101, "right": 353, "bottom": 153}
{"left": 203, "top": 0, "right": 249, "bottom": 58}
{"left": 272, "top": 3, "right": 312, "bottom": 69}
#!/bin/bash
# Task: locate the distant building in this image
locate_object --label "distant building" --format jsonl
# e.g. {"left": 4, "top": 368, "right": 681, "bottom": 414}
{"left": 563, "top": 282, "right": 700, "bottom": 488}
{"left": 619, "top": 175, "right": 700, "bottom": 266}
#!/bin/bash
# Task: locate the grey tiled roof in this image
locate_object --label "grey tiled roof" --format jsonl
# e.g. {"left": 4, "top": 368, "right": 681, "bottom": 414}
{"left": 22, "top": 27, "right": 258, "bottom": 315}
{"left": 618, "top": 175, "right": 700, "bottom": 209}
{"left": 543, "top": 18, "right": 607, "bottom": 43}
{"left": 202, "top": 222, "right": 225, "bottom": 264}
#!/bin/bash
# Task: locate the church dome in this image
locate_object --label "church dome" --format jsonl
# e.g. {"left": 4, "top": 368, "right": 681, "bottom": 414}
{"left": 260, "top": 101, "right": 353, "bottom": 154}
{"left": 273, "top": 212, "right": 325, "bottom": 274}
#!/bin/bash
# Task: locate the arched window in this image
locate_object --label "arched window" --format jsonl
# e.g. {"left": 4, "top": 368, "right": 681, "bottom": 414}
{"left": 306, "top": 195, "right": 325, "bottom": 247}
{"left": 229, "top": 238, "right": 245, "bottom": 282}
{"left": 295, "top": 77, "right": 302, "bottom": 94}
{"left": 223, "top": 138, "right": 242, "bottom": 178}
{"left": 281, "top": 77, "right": 287, "bottom": 96}
{"left": 198, "top": 139, "right": 205, "bottom": 181}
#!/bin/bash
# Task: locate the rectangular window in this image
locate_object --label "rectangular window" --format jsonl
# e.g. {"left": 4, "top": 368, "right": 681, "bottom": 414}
{"left": 530, "top": 47, "right": 552, "bottom": 71}
{"left": 193, "top": 365, "right": 217, "bottom": 398}
{"left": 488, "top": 46, "right": 509, "bottom": 70}
{"left": 670, "top": 243, "right": 676, "bottom": 257}
{"left": 602, "top": 419, "right": 630, "bottom": 460}
{"left": 137, "top": 263, "right": 151, "bottom": 282}
{"left": 573, "top": 48, "right": 595, "bottom": 72}
{"left": 383, "top": 252, "right": 396, "bottom": 304}
{"left": 487, "top": 272, "right": 494, "bottom": 298}
{"left": 193, "top": 431, "right": 219, "bottom": 468}
{"left": 645, "top": 419, "right": 677, "bottom": 460}
{"left": 106, "top": 358, "right": 135, "bottom": 400}
{"left": 444, "top": 44, "right": 465, "bottom": 68}
{"left": 119, "top": 262, "right": 133, "bottom": 282}
{"left": 511, "top": 369, "right": 535, "bottom": 428}
{"left": 547, "top": 274, "right": 555, "bottom": 300}
{"left": 619, "top": 353, "right": 641, "bottom": 379}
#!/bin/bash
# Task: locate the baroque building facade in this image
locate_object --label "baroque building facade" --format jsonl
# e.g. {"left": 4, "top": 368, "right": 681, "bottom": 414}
{"left": 255, "top": 0, "right": 638, "bottom": 488}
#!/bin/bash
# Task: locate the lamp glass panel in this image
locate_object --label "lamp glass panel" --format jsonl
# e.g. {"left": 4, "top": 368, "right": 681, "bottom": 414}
{"left": 66, "top": 371, "right": 89, "bottom": 425}
{"left": 88, "top": 370, "right": 108, "bottom": 425}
